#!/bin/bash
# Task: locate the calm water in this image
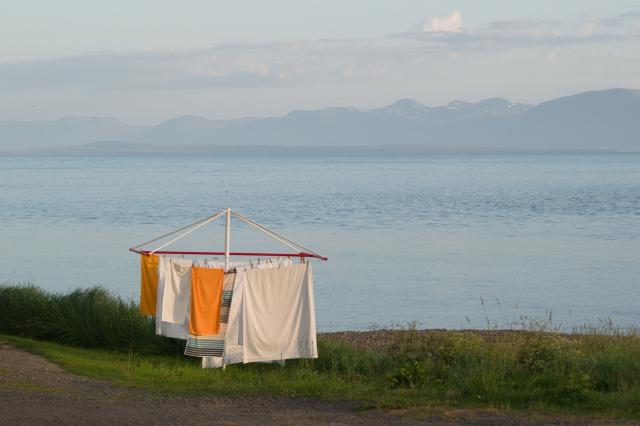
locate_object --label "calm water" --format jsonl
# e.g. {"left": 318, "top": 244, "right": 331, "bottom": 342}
{"left": 1, "top": 154, "right": 639, "bottom": 331}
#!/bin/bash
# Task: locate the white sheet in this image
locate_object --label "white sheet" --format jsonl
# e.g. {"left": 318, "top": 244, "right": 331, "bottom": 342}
{"left": 223, "top": 259, "right": 297, "bottom": 365}
{"left": 240, "top": 263, "right": 317, "bottom": 363}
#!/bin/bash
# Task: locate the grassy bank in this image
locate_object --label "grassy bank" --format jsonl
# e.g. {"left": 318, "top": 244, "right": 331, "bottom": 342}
{"left": 1, "top": 284, "right": 640, "bottom": 419}
{"left": 0, "top": 284, "right": 182, "bottom": 354}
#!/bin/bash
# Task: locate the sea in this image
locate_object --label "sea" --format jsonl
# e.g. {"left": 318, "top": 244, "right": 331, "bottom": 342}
{"left": 1, "top": 154, "right": 639, "bottom": 331}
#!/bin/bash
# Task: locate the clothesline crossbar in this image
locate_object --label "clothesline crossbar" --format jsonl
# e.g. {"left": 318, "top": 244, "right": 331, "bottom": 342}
{"left": 129, "top": 248, "right": 327, "bottom": 260}
{"left": 130, "top": 209, "right": 226, "bottom": 250}
{"left": 230, "top": 210, "right": 325, "bottom": 259}
{"left": 128, "top": 208, "right": 327, "bottom": 261}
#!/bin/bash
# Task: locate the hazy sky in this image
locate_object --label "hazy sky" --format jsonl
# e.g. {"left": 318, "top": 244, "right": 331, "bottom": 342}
{"left": 1, "top": 0, "right": 639, "bottom": 123}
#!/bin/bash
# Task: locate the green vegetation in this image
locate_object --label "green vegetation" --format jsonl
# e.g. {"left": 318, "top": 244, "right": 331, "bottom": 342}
{"left": 0, "top": 284, "right": 182, "bottom": 354}
{"left": 1, "top": 284, "right": 640, "bottom": 419}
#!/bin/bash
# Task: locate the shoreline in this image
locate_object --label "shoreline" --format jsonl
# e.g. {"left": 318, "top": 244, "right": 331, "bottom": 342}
{"left": 320, "top": 327, "right": 638, "bottom": 351}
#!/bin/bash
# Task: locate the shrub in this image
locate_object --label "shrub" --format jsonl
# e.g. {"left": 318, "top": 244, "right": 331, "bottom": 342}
{"left": 387, "top": 360, "right": 426, "bottom": 388}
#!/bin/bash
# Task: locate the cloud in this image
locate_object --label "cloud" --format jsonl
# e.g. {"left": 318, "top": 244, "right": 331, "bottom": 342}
{"left": 0, "top": 40, "right": 404, "bottom": 92}
{"left": 396, "top": 10, "right": 640, "bottom": 50}
{"left": 0, "top": 48, "right": 284, "bottom": 92}
{"left": 573, "top": 10, "right": 640, "bottom": 40}
{"left": 545, "top": 49, "right": 560, "bottom": 64}
{"left": 486, "top": 19, "right": 558, "bottom": 32}
{"left": 596, "top": 11, "right": 640, "bottom": 28}
{"left": 422, "top": 10, "right": 463, "bottom": 33}
{"left": 0, "top": 8, "right": 638, "bottom": 105}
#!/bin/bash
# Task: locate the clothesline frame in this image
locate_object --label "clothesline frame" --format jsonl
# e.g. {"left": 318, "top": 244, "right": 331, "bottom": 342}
{"left": 131, "top": 250, "right": 323, "bottom": 259}
{"left": 129, "top": 209, "right": 328, "bottom": 267}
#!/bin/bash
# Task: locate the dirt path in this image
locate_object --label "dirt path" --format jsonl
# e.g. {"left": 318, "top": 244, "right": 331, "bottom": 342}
{"left": 0, "top": 343, "right": 632, "bottom": 425}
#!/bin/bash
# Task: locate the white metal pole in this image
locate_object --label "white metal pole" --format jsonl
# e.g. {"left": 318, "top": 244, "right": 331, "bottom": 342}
{"left": 224, "top": 207, "right": 231, "bottom": 270}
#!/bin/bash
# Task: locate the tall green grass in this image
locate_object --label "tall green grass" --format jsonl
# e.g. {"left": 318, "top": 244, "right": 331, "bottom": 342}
{"left": 0, "top": 284, "right": 182, "bottom": 354}
{"left": 1, "top": 283, "right": 640, "bottom": 418}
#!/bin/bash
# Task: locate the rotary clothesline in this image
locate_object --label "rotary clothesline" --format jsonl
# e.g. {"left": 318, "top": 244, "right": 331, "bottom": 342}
{"left": 129, "top": 208, "right": 328, "bottom": 268}
{"left": 130, "top": 208, "right": 324, "bottom": 369}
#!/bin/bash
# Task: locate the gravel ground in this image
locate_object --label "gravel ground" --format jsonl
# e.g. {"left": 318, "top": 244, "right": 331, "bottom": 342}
{"left": 0, "top": 342, "right": 634, "bottom": 425}
{"left": 321, "top": 329, "right": 555, "bottom": 352}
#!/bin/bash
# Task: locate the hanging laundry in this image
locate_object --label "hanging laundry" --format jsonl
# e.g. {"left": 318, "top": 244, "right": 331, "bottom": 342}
{"left": 130, "top": 208, "right": 326, "bottom": 369}
{"left": 156, "top": 259, "right": 248, "bottom": 341}
{"left": 226, "top": 263, "right": 317, "bottom": 364}
{"left": 223, "top": 260, "right": 292, "bottom": 365}
{"left": 190, "top": 266, "right": 224, "bottom": 335}
{"left": 201, "top": 260, "right": 251, "bottom": 271}
{"left": 222, "top": 267, "right": 246, "bottom": 365}
{"left": 155, "top": 257, "right": 186, "bottom": 339}
{"left": 185, "top": 272, "right": 236, "bottom": 366}
{"left": 250, "top": 257, "right": 293, "bottom": 269}
{"left": 159, "top": 258, "right": 193, "bottom": 334}
{"left": 139, "top": 254, "right": 159, "bottom": 316}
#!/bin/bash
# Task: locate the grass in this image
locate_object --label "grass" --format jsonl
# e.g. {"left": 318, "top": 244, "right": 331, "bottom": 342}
{"left": 0, "top": 284, "right": 183, "bottom": 354}
{"left": 1, "top": 284, "right": 640, "bottom": 420}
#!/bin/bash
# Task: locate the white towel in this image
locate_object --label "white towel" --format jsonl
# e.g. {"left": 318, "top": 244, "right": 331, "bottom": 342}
{"left": 155, "top": 257, "right": 189, "bottom": 339}
{"left": 155, "top": 257, "right": 187, "bottom": 339}
{"left": 156, "top": 258, "right": 193, "bottom": 339}
{"left": 240, "top": 263, "right": 317, "bottom": 363}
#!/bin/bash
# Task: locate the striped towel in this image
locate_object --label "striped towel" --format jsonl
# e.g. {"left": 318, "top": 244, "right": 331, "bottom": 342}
{"left": 184, "top": 272, "right": 235, "bottom": 360}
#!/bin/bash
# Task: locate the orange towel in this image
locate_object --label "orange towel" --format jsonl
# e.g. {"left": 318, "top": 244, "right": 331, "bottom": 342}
{"left": 140, "top": 254, "right": 159, "bottom": 316}
{"left": 189, "top": 266, "right": 225, "bottom": 335}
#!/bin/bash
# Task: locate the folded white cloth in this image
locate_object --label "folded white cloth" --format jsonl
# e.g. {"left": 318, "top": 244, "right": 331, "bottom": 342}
{"left": 250, "top": 257, "right": 293, "bottom": 269}
{"left": 202, "top": 356, "right": 223, "bottom": 368}
{"left": 196, "top": 260, "right": 250, "bottom": 272}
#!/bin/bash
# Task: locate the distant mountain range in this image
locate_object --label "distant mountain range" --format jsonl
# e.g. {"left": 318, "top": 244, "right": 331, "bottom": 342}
{"left": 1, "top": 88, "right": 639, "bottom": 154}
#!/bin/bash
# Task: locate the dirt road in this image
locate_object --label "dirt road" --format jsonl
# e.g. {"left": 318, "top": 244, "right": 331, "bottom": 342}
{"left": 0, "top": 343, "right": 631, "bottom": 425}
